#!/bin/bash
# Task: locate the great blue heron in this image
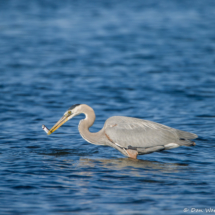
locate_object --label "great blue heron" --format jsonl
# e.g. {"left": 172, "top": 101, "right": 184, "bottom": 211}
{"left": 42, "top": 104, "right": 198, "bottom": 159}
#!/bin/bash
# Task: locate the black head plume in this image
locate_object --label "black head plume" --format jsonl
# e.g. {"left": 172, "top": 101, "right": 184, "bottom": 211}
{"left": 68, "top": 104, "right": 80, "bottom": 110}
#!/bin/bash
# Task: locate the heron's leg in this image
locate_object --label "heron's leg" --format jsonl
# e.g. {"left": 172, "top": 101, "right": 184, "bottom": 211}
{"left": 125, "top": 149, "right": 138, "bottom": 159}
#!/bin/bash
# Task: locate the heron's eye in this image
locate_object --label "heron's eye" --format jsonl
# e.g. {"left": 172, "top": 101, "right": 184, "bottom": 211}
{"left": 68, "top": 111, "right": 72, "bottom": 115}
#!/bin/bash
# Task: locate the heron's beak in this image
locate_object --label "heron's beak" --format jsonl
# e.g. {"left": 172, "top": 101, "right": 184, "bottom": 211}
{"left": 47, "top": 113, "right": 72, "bottom": 135}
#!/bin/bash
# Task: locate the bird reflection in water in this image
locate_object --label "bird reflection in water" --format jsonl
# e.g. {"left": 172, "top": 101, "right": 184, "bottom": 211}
{"left": 78, "top": 158, "right": 188, "bottom": 173}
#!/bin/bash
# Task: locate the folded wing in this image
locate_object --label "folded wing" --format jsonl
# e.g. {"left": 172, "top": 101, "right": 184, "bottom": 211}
{"left": 104, "top": 116, "right": 198, "bottom": 149}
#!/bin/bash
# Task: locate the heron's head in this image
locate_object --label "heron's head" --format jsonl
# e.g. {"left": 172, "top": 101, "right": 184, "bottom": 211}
{"left": 47, "top": 104, "right": 82, "bottom": 135}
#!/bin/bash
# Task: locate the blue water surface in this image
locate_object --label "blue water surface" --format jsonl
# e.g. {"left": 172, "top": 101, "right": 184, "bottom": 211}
{"left": 1, "top": 0, "right": 215, "bottom": 214}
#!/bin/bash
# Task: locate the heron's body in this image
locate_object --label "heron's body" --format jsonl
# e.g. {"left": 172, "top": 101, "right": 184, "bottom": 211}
{"left": 44, "top": 104, "right": 198, "bottom": 159}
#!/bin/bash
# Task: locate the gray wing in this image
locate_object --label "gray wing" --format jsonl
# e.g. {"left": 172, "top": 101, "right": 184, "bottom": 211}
{"left": 104, "top": 116, "right": 198, "bottom": 150}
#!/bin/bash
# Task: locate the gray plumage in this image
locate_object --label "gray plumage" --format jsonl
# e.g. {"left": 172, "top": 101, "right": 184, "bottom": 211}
{"left": 104, "top": 116, "right": 197, "bottom": 155}
{"left": 46, "top": 104, "right": 198, "bottom": 159}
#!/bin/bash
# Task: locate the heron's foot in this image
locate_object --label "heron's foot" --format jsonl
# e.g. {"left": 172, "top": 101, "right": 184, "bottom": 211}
{"left": 126, "top": 149, "right": 138, "bottom": 159}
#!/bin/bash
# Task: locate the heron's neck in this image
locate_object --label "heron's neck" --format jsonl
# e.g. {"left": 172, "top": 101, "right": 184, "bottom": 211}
{"left": 78, "top": 106, "right": 104, "bottom": 145}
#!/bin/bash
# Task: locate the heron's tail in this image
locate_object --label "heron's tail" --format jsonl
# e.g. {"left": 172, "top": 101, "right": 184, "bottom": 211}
{"left": 175, "top": 130, "right": 198, "bottom": 146}
{"left": 176, "top": 130, "right": 198, "bottom": 140}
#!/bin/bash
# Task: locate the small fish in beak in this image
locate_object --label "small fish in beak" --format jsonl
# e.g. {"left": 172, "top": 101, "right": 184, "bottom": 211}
{"left": 42, "top": 125, "right": 50, "bottom": 134}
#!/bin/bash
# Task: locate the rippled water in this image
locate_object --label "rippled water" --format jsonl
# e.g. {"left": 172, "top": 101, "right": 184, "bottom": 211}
{"left": 1, "top": 0, "right": 215, "bottom": 214}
